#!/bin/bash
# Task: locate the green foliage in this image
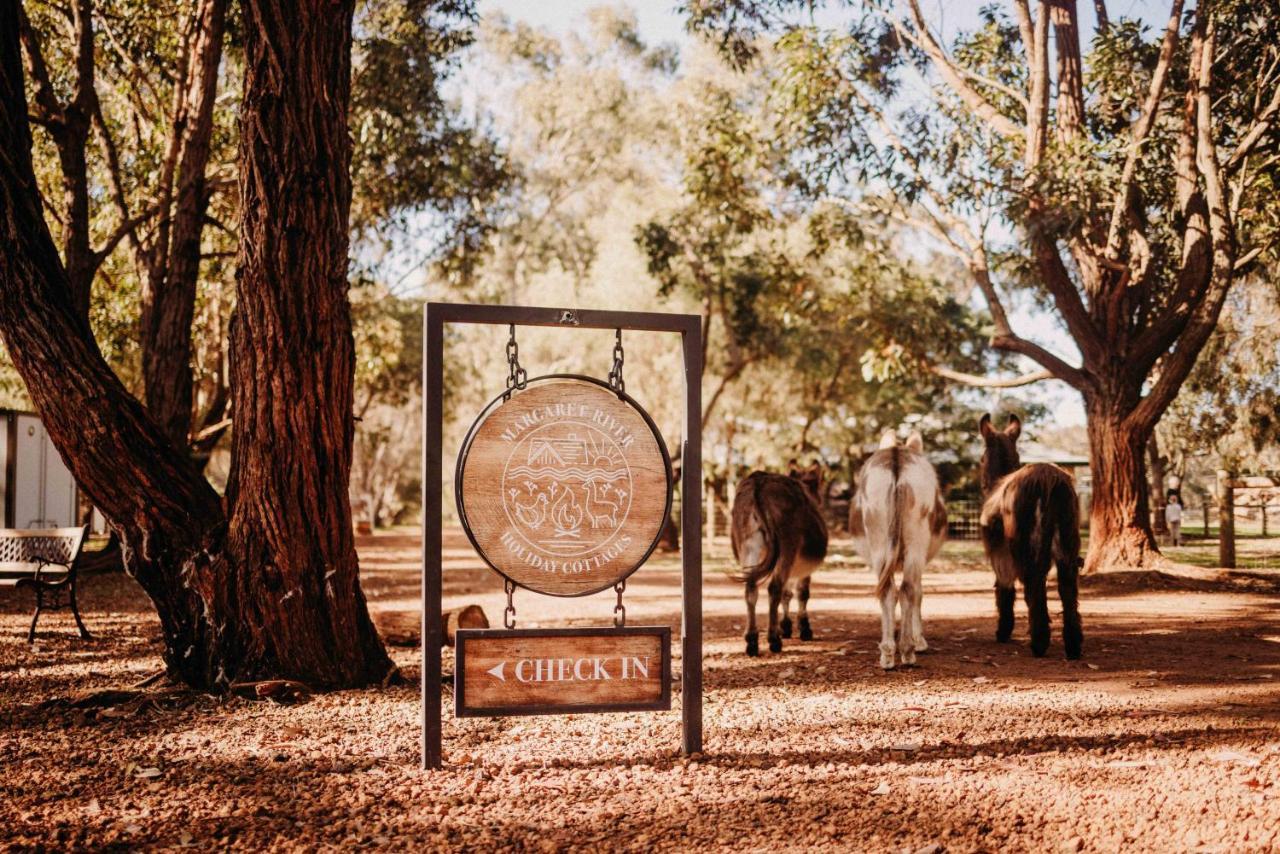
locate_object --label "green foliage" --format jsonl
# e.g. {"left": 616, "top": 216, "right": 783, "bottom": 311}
{"left": 1159, "top": 276, "right": 1280, "bottom": 471}
{"left": 350, "top": 0, "right": 511, "bottom": 277}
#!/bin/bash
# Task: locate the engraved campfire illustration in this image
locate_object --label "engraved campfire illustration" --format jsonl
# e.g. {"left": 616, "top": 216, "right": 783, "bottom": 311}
{"left": 503, "top": 422, "right": 633, "bottom": 557}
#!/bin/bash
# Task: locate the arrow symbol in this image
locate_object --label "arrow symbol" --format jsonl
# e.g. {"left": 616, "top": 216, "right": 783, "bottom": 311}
{"left": 487, "top": 661, "right": 506, "bottom": 682}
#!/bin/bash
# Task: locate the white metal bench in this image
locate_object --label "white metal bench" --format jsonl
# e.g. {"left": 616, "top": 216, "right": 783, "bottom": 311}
{"left": 0, "top": 526, "right": 90, "bottom": 642}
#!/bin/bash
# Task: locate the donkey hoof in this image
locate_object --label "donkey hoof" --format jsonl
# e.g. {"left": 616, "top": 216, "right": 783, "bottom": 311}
{"left": 768, "top": 635, "right": 783, "bottom": 654}
{"left": 900, "top": 648, "right": 917, "bottom": 667}
{"left": 879, "top": 645, "right": 896, "bottom": 670}
{"left": 1065, "top": 642, "right": 1083, "bottom": 660}
{"left": 996, "top": 630, "right": 1013, "bottom": 643}
{"left": 780, "top": 617, "right": 792, "bottom": 639}
{"left": 1030, "top": 640, "right": 1049, "bottom": 658}
{"left": 798, "top": 618, "right": 813, "bottom": 641}
{"left": 745, "top": 634, "right": 759, "bottom": 657}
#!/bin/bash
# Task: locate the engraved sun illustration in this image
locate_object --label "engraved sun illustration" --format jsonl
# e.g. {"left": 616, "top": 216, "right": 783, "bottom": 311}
{"left": 502, "top": 420, "right": 633, "bottom": 559}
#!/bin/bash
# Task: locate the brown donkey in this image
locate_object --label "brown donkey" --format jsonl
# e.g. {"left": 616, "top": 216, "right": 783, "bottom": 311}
{"left": 978, "top": 414, "right": 1083, "bottom": 659}
{"left": 730, "top": 465, "right": 828, "bottom": 656}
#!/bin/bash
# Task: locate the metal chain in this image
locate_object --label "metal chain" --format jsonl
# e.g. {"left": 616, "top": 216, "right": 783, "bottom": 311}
{"left": 505, "top": 324, "right": 528, "bottom": 397}
{"left": 607, "top": 328, "right": 625, "bottom": 394}
{"left": 613, "top": 578, "right": 626, "bottom": 628}
{"left": 504, "top": 578, "right": 517, "bottom": 629}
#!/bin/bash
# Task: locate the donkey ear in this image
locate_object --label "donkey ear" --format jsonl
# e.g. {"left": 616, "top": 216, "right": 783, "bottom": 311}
{"left": 979, "top": 413, "right": 995, "bottom": 438}
{"left": 905, "top": 431, "right": 924, "bottom": 452}
{"left": 879, "top": 431, "right": 898, "bottom": 449}
{"left": 1004, "top": 414, "right": 1022, "bottom": 439}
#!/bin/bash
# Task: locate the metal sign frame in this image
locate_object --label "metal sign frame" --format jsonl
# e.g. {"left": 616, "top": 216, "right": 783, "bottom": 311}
{"left": 421, "top": 303, "right": 702, "bottom": 770}
{"left": 454, "top": 625, "right": 672, "bottom": 718}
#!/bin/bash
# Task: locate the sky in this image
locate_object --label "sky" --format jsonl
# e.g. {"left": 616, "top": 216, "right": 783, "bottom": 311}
{"left": 460, "top": 1, "right": 1172, "bottom": 429}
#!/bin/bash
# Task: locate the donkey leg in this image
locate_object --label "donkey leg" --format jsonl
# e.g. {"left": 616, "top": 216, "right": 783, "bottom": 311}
{"left": 995, "top": 585, "right": 1016, "bottom": 642}
{"left": 877, "top": 569, "right": 898, "bottom": 670}
{"left": 780, "top": 586, "right": 793, "bottom": 639}
{"left": 1058, "top": 558, "right": 1084, "bottom": 660}
{"left": 767, "top": 577, "right": 784, "bottom": 653}
{"left": 897, "top": 575, "right": 917, "bottom": 667}
{"left": 1023, "top": 573, "right": 1050, "bottom": 657}
{"left": 908, "top": 568, "right": 927, "bottom": 652}
{"left": 744, "top": 582, "right": 759, "bottom": 657}
{"left": 797, "top": 577, "right": 813, "bottom": 641}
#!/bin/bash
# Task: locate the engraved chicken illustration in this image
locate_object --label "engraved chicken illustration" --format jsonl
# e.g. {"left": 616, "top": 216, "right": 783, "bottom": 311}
{"left": 509, "top": 489, "right": 548, "bottom": 530}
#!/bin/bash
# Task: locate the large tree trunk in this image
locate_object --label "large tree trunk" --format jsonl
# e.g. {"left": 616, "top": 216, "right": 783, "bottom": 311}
{"left": 0, "top": 0, "right": 390, "bottom": 689}
{"left": 140, "top": 0, "right": 228, "bottom": 449}
{"left": 221, "top": 0, "right": 389, "bottom": 684}
{"left": 1083, "top": 403, "right": 1160, "bottom": 574}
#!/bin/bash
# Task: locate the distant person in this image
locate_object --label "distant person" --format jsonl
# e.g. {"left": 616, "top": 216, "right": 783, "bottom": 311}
{"left": 1165, "top": 494, "right": 1183, "bottom": 546}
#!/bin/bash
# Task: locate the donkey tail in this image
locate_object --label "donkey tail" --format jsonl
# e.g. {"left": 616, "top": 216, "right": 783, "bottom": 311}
{"left": 874, "top": 481, "right": 911, "bottom": 598}
{"left": 730, "top": 478, "right": 781, "bottom": 585}
{"left": 1050, "top": 477, "right": 1081, "bottom": 569}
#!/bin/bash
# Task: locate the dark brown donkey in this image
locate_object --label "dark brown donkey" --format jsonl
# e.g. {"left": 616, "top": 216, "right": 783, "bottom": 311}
{"left": 730, "top": 464, "right": 828, "bottom": 656}
{"left": 978, "top": 414, "right": 1084, "bottom": 659}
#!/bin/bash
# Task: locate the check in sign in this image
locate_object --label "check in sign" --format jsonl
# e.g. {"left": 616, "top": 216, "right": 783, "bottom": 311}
{"left": 455, "top": 626, "right": 671, "bottom": 717}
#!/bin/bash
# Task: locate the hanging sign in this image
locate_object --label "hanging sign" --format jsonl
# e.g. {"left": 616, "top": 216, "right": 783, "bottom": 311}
{"left": 455, "top": 626, "right": 671, "bottom": 717}
{"left": 456, "top": 377, "right": 672, "bottom": 597}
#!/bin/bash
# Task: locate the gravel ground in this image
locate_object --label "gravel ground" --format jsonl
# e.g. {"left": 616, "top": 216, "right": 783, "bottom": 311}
{"left": 3, "top": 532, "right": 1279, "bottom": 852}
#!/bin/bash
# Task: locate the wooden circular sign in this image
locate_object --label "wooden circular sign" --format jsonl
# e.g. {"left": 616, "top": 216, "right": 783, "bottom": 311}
{"left": 457, "top": 376, "right": 672, "bottom": 597}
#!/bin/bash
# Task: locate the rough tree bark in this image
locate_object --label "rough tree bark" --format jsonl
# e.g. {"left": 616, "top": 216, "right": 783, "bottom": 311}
{"left": 220, "top": 0, "right": 390, "bottom": 684}
{"left": 0, "top": 0, "right": 392, "bottom": 689}
{"left": 1084, "top": 401, "right": 1160, "bottom": 570}
{"left": 138, "top": 0, "right": 229, "bottom": 449}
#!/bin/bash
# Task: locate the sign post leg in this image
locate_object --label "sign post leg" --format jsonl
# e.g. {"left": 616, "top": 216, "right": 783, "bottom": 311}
{"left": 681, "top": 321, "right": 703, "bottom": 756}
{"left": 421, "top": 308, "right": 444, "bottom": 770}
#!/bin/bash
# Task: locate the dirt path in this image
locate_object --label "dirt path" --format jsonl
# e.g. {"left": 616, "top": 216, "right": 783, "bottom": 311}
{"left": 3, "top": 533, "right": 1278, "bottom": 851}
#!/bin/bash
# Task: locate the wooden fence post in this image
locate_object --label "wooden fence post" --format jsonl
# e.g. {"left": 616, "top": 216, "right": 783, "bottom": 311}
{"left": 1217, "top": 470, "right": 1236, "bottom": 569}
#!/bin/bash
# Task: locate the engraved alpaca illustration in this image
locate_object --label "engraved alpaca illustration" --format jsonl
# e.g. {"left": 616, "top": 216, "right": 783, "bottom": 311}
{"left": 584, "top": 479, "right": 620, "bottom": 529}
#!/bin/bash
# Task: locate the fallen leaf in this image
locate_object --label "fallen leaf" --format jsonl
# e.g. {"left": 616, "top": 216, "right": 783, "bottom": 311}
{"left": 870, "top": 781, "right": 890, "bottom": 795}
{"left": 972, "top": 676, "right": 990, "bottom": 684}
{"left": 1085, "top": 663, "right": 1100, "bottom": 670}
{"left": 135, "top": 766, "right": 162, "bottom": 779}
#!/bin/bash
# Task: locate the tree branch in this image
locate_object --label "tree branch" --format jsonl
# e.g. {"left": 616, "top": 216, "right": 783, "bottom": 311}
{"left": 93, "top": 203, "right": 160, "bottom": 266}
{"left": 1092, "top": 0, "right": 1109, "bottom": 31}
{"left": 990, "top": 333, "right": 1089, "bottom": 390}
{"left": 1128, "top": 15, "right": 1238, "bottom": 433}
{"left": 899, "top": 0, "right": 1024, "bottom": 140}
{"left": 1050, "top": 1, "right": 1086, "bottom": 143}
{"left": 17, "top": 8, "right": 61, "bottom": 127}
{"left": 1224, "top": 77, "right": 1280, "bottom": 173}
{"left": 1024, "top": 0, "right": 1051, "bottom": 172}
{"left": 889, "top": 13, "right": 1028, "bottom": 111}
{"left": 930, "top": 364, "right": 1054, "bottom": 388}
{"left": 1103, "top": 0, "right": 1184, "bottom": 260}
